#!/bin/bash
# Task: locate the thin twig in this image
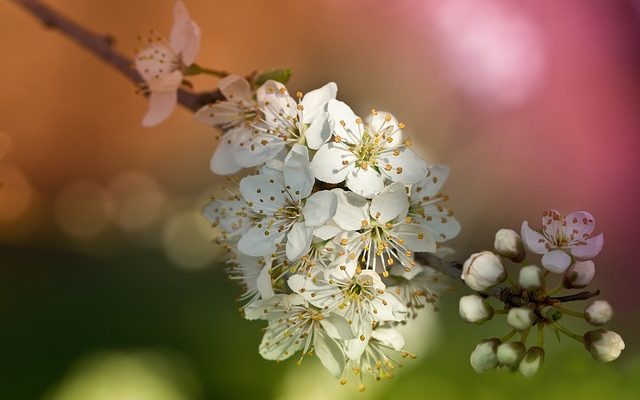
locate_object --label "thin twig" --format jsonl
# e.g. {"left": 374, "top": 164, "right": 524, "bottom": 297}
{"left": 11, "top": 0, "right": 223, "bottom": 111}
{"left": 551, "top": 290, "right": 600, "bottom": 303}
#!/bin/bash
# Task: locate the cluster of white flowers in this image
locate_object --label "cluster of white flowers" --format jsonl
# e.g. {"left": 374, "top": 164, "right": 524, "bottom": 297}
{"left": 459, "top": 211, "right": 624, "bottom": 377}
{"left": 131, "top": 1, "right": 625, "bottom": 388}
{"left": 197, "top": 75, "right": 460, "bottom": 388}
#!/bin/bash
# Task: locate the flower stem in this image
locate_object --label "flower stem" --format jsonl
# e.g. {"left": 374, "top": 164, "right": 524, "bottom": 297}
{"left": 506, "top": 275, "right": 518, "bottom": 289}
{"left": 554, "top": 305, "right": 585, "bottom": 318}
{"left": 520, "top": 327, "right": 531, "bottom": 344}
{"left": 185, "top": 63, "right": 229, "bottom": 78}
{"left": 547, "top": 285, "right": 563, "bottom": 296}
{"left": 501, "top": 329, "right": 517, "bottom": 342}
{"left": 537, "top": 324, "right": 545, "bottom": 347}
{"left": 550, "top": 323, "right": 584, "bottom": 344}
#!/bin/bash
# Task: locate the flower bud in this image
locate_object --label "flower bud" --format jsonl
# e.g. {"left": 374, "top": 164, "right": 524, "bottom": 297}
{"left": 584, "top": 329, "right": 625, "bottom": 362}
{"left": 585, "top": 300, "right": 613, "bottom": 326}
{"left": 469, "top": 338, "right": 501, "bottom": 373}
{"left": 519, "top": 347, "right": 545, "bottom": 378}
{"left": 496, "top": 341, "right": 526, "bottom": 367}
{"left": 539, "top": 306, "right": 562, "bottom": 322}
{"left": 494, "top": 229, "right": 525, "bottom": 262}
{"left": 461, "top": 251, "right": 506, "bottom": 291}
{"left": 518, "top": 265, "right": 543, "bottom": 290}
{"left": 459, "top": 294, "right": 494, "bottom": 324}
{"left": 563, "top": 260, "right": 595, "bottom": 289}
{"left": 507, "top": 307, "right": 536, "bottom": 331}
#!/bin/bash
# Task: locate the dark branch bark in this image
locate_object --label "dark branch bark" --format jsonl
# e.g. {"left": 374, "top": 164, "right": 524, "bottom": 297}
{"left": 12, "top": 0, "right": 222, "bottom": 111}
{"left": 551, "top": 290, "right": 601, "bottom": 303}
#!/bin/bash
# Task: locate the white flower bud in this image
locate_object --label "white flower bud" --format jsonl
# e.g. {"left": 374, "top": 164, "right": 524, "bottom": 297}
{"left": 518, "top": 265, "right": 543, "bottom": 290}
{"left": 585, "top": 300, "right": 613, "bottom": 326}
{"left": 470, "top": 338, "right": 501, "bottom": 373}
{"left": 461, "top": 251, "right": 506, "bottom": 291}
{"left": 494, "top": 228, "right": 525, "bottom": 262}
{"left": 584, "top": 330, "right": 625, "bottom": 362}
{"left": 507, "top": 307, "right": 536, "bottom": 331}
{"left": 563, "top": 260, "right": 595, "bottom": 289}
{"left": 496, "top": 341, "right": 526, "bottom": 367}
{"left": 519, "top": 346, "right": 545, "bottom": 378}
{"left": 459, "top": 294, "right": 494, "bottom": 324}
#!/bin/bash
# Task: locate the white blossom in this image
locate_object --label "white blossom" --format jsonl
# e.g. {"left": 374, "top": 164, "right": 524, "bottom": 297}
{"left": 134, "top": 1, "right": 200, "bottom": 126}
{"left": 202, "top": 193, "right": 255, "bottom": 245}
{"left": 521, "top": 210, "right": 604, "bottom": 273}
{"left": 331, "top": 183, "right": 434, "bottom": 276}
{"left": 311, "top": 100, "right": 428, "bottom": 198}
{"left": 234, "top": 80, "right": 336, "bottom": 168}
{"left": 388, "top": 263, "right": 452, "bottom": 317}
{"left": 195, "top": 75, "right": 259, "bottom": 175}
{"left": 407, "top": 164, "right": 461, "bottom": 244}
{"left": 287, "top": 268, "right": 407, "bottom": 360}
{"left": 245, "top": 294, "right": 352, "bottom": 377}
{"left": 227, "top": 253, "right": 274, "bottom": 306}
{"left": 237, "top": 144, "right": 337, "bottom": 261}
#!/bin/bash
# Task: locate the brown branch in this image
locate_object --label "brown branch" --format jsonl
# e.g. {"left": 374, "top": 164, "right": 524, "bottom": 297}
{"left": 551, "top": 290, "right": 601, "bottom": 303}
{"left": 11, "top": 0, "right": 222, "bottom": 111}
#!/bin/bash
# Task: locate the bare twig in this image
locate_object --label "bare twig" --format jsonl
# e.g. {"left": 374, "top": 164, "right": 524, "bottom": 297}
{"left": 11, "top": 0, "right": 223, "bottom": 111}
{"left": 551, "top": 290, "right": 601, "bottom": 303}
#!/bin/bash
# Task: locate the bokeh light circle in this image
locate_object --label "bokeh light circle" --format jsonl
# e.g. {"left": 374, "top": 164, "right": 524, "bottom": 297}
{"left": 0, "top": 165, "right": 34, "bottom": 222}
{"left": 53, "top": 180, "right": 115, "bottom": 240}
{"left": 107, "top": 171, "right": 166, "bottom": 232}
{"left": 162, "top": 209, "right": 221, "bottom": 270}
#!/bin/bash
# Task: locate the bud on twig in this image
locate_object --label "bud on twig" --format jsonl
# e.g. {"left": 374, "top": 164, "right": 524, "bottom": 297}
{"left": 563, "top": 260, "right": 595, "bottom": 289}
{"left": 519, "top": 346, "right": 544, "bottom": 378}
{"left": 584, "top": 330, "right": 625, "bottom": 362}
{"left": 518, "top": 265, "right": 543, "bottom": 290}
{"left": 459, "top": 294, "right": 494, "bottom": 324}
{"left": 494, "top": 229, "right": 525, "bottom": 262}
{"left": 461, "top": 251, "right": 506, "bottom": 291}
{"left": 496, "top": 341, "right": 526, "bottom": 367}
{"left": 470, "top": 338, "right": 501, "bottom": 373}
{"left": 507, "top": 307, "right": 536, "bottom": 331}
{"left": 585, "top": 300, "right": 613, "bottom": 326}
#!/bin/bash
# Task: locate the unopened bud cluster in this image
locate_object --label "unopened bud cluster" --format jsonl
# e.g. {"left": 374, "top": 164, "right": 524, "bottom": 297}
{"left": 460, "top": 211, "right": 624, "bottom": 377}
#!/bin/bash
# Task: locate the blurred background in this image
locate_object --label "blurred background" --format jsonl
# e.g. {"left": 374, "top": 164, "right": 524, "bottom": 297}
{"left": 1, "top": 0, "right": 640, "bottom": 398}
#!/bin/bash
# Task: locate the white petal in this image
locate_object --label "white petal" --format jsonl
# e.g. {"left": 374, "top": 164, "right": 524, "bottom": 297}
{"left": 300, "top": 82, "right": 337, "bottom": 124}
{"left": 286, "top": 222, "right": 314, "bottom": 261}
{"left": 371, "top": 291, "right": 407, "bottom": 322}
{"left": 411, "top": 164, "right": 450, "bottom": 201}
{"left": 379, "top": 147, "right": 429, "bottom": 184}
{"left": 218, "top": 74, "right": 253, "bottom": 103}
{"left": 304, "top": 112, "right": 331, "bottom": 150}
{"left": 417, "top": 205, "right": 462, "bottom": 242}
{"left": 142, "top": 90, "right": 177, "bottom": 127}
{"left": 209, "top": 127, "right": 251, "bottom": 175}
{"left": 239, "top": 174, "right": 286, "bottom": 214}
{"left": 327, "top": 99, "right": 362, "bottom": 144}
{"left": 314, "top": 330, "right": 345, "bottom": 379}
{"left": 370, "top": 182, "right": 409, "bottom": 223}
{"left": 345, "top": 167, "right": 385, "bottom": 198}
{"left": 541, "top": 250, "right": 572, "bottom": 273}
{"left": 287, "top": 273, "right": 341, "bottom": 309}
{"left": 303, "top": 190, "right": 337, "bottom": 227}
{"left": 313, "top": 220, "right": 342, "bottom": 240}
{"left": 521, "top": 221, "right": 549, "bottom": 254}
{"left": 259, "top": 324, "right": 302, "bottom": 361}
{"left": 371, "top": 327, "right": 405, "bottom": 351}
{"left": 571, "top": 233, "right": 604, "bottom": 259}
{"left": 320, "top": 313, "right": 355, "bottom": 340}
{"left": 365, "top": 111, "right": 403, "bottom": 148}
{"left": 257, "top": 263, "right": 274, "bottom": 299}
{"left": 332, "top": 189, "right": 370, "bottom": 231}
{"left": 394, "top": 223, "right": 436, "bottom": 252}
{"left": 170, "top": 1, "right": 201, "bottom": 65}
{"left": 243, "top": 294, "right": 285, "bottom": 321}
{"left": 237, "top": 224, "right": 285, "bottom": 257}
{"left": 201, "top": 199, "right": 251, "bottom": 239}
{"left": 235, "top": 134, "right": 286, "bottom": 168}
{"left": 345, "top": 337, "right": 369, "bottom": 360}
{"left": 284, "top": 144, "right": 314, "bottom": 200}
{"left": 257, "top": 80, "right": 296, "bottom": 122}
{"left": 310, "top": 142, "right": 355, "bottom": 184}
